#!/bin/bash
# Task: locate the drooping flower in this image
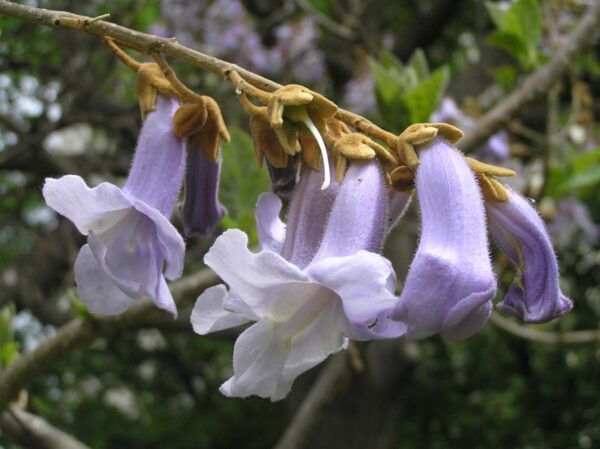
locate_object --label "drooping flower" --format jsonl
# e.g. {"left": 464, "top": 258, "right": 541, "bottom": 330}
{"left": 173, "top": 97, "right": 229, "bottom": 237}
{"left": 393, "top": 138, "right": 497, "bottom": 341}
{"left": 191, "top": 160, "right": 406, "bottom": 400}
{"left": 43, "top": 96, "right": 186, "bottom": 316}
{"left": 181, "top": 146, "right": 227, "bottom": 236}
{"left": 486, "top": 188, "right": 573, "bottom": 323}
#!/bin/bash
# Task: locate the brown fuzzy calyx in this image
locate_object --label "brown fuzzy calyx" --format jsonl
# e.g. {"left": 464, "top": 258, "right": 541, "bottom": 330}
{"left": 249, "top": 109, "right": 289, "bottom": 168}
{"left": 136, "top": 63, "right": 181, "bottom": 119}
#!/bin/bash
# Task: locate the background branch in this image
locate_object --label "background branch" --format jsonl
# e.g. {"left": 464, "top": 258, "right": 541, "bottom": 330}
{"left": 0, "top": 267, "right": 219, "bottom": 413}
{"left": 1, "top": 0, "right": 599, "bottom": 151}
{"left": 0, "top": 406, "right": 91, "bottom": 449}
{"left": 459, "top": 0, "right": 600, "bottom": 152}
{"left": 490, "top": 312, "right": 600, "bottom": 345}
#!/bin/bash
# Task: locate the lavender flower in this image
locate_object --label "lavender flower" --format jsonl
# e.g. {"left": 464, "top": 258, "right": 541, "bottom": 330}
{"left": 487, "top": 189, "right": 573, "bottom": 323}
{"left": 191, "top": 160, "right": 405, "bottom": 400}
{"left": 548, "top": 197, "right": 599, "bottom": 248}
{"left": 478, "top": 130, "right": 510, "bottom": 161}
{"left": 343, "top": 72, "right": 377, "bottom": 116}
{"left": 181, "top": 146, "right": 226, "bottom": 237}
{"left": 43, "top": 96, "right": 186, "bottom": 316}
{"left": 393, "top": 138, "right": 496, "bottom": 341}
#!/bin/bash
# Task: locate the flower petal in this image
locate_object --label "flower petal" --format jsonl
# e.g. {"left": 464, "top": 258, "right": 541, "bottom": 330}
{"left": 280, "top": 163, "right": 339, "bottom": 268}
{"left": 220, "top": 295, "right": 348, "bottom": 401}
{"left": 282, "top": 299, "right": 349, "bottom": 391}
{"left": 191, "top": 285, "right": 250, "bottom": 334}
{"left": 87, "top": 212, "right": 158, "bottom": 298}
{"left": 313, "top": 160, "right": 387, "bottom": 259}
{"left": 153, "top": 274, "right": 177, "bottom": 317}
{"left": 123, "top": 95, "right": 186, "bottom": 216}
{"left": 204, "top": 229, "right": 310, "bottom": 317}
{"left": 307, "top": 250, "right": 405, "bottom": 339}
{"left": 133, "top": 199, "right": 185, "bottom": 281}
{"left": 74, "top": 244, "right": 137, "bottom": 315}
{"left": 219, "top": 319, "right": 288, "bottom": 400}
{"left": 181, "top": 147, "right": 227, "bottom": 237}
{"left": 42, "top": 175, "right": 131, "bottom": 235}
{"left": 255, "top": 193, "right": 286, "bottom": 254}
{"left": 396, "top": 138, "right": 496, "bottom": 341}
{"left": 487, "top": 189, "right": 573, "bottom": 323}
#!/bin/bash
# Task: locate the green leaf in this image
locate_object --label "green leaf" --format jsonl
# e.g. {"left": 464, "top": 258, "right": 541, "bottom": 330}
{"left": 0, "top": 304, "right": 15, "bottom": 345}
{"left": 486, "top": 0, "right": 542, "bottom": 70}
{"left": 504, "top": 0, "right": 542, "bottom": 54}
{"left": 571, "top": 148, "right": 600, "bottom": 174}
{"left": 368, "top": 57, "right": 406, "bottom": 106}
{"left": 485, "top": 1, "right": 508, "bottom": 28}
{"left": 492, "top": 64, "right": 518, "bottom": 90}
{"left": 408, "top": 48, "right": 430, "bottom": 79}
{"left": 0, "top": 341, "right": 20, "bottom": 367}
{"left": 546, "top": 148, "right": 600, "bottom": 197}
{"left": 488, "top": 30, "right": 529, "bottom": 64}
{"left": 557, "top": 166, "right": 600, "bottom": 194}
{"left": 402, "top": 66, "right": 450, "bottom": 123}
{"left": 379, "top": 49, "right": 404, "bottom": 71}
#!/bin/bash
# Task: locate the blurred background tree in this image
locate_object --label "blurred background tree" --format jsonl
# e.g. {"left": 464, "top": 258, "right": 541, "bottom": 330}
{"left": 1, "top": 0, "right": 600, "bottom": 448}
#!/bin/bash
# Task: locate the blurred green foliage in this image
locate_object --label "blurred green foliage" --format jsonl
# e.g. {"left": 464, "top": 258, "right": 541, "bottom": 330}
{"left": 0, "top": 305, "right": 19, "bottom": 369}
{"left": 370, "top": 49, "right": 449, "bottom": 132}
{"left": 486, "top": 0, "right": 543, "bottom": 70}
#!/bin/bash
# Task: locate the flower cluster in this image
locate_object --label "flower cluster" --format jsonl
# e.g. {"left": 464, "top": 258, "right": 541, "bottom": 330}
{"left": 43, "top": 73, "right": 572, "bottom": 401}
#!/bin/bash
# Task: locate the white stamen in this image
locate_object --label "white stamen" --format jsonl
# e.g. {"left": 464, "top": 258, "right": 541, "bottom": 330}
{"left": 302, "top": 116, "right": 330, "bottom": 190}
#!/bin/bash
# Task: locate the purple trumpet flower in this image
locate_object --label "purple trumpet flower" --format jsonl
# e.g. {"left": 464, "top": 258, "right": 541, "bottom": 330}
{"left": 191, "top": 160, "right": 406, "bottom": 400}
{"left": 486, "top": 189, "right": 573, "bottom": 323}
{"left": 43, "top": 96, "right": 186, "bottom": 316}
{"left": 393, "top": 138, "right": 496, "bottom": 341}
{"left": 181, "top": 145, "right": 227, "bottom": 237}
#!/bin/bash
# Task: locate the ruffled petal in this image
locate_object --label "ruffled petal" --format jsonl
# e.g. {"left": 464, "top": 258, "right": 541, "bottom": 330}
{"left": 133, "top": 199, "right": 185, "bottom": 281}
{"left": 191, "top": 285, "right": 251, "bottom": 334}
{"left": 255, "top": 193, "right": 286, "bottom": 254}
{"left": 281, "top": 299, "right": 349, "bottom": 394}
{"left": 487, "top": 189, "right": 573, "bottom": 323}
{"left": 87, "top": 212, "right": 158, "bottom": 298}
{"left": 42, "top": 175, "right": 131, "bottom": 235}
{"left": 395, "top": 138, "right": 496, "bottom": 341}
{"left": 74, "top": 244, "right": 137, "bottom": 315}
{"left": 204, "top": 229, "right": 310, "bottom": 318}
{"left": 220, "top": 295, "right": 349, "bottom": 401}
{"left": 306, "top": 250, "right": 405, "bottom": 339}
{"left": 219, "top": 319, "right": 288, "bottom": 400}
{"left": 153, "top": 274, "right": 177, "bottom": 317}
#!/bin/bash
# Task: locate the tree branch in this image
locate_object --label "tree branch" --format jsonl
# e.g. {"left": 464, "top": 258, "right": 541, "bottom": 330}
{"left": 273, "top": 353, "right": 350, "bottom": 449}
{"left": 0, "top": 0, "right": 279, "bottom": 91}
{"left": 2, "top": 0, "right": 597, "bottom": 152}
{"left": 0, "top": 406, "right": 91, "bottom": 449}
{"left": 490, "top": 312, "right": 600, "bottom": 345}
{"left": 0, "top": 267, "right": 219, "bottom": 413}
{"left": 460, "top": 0, "right": 600, "bottom": 152}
